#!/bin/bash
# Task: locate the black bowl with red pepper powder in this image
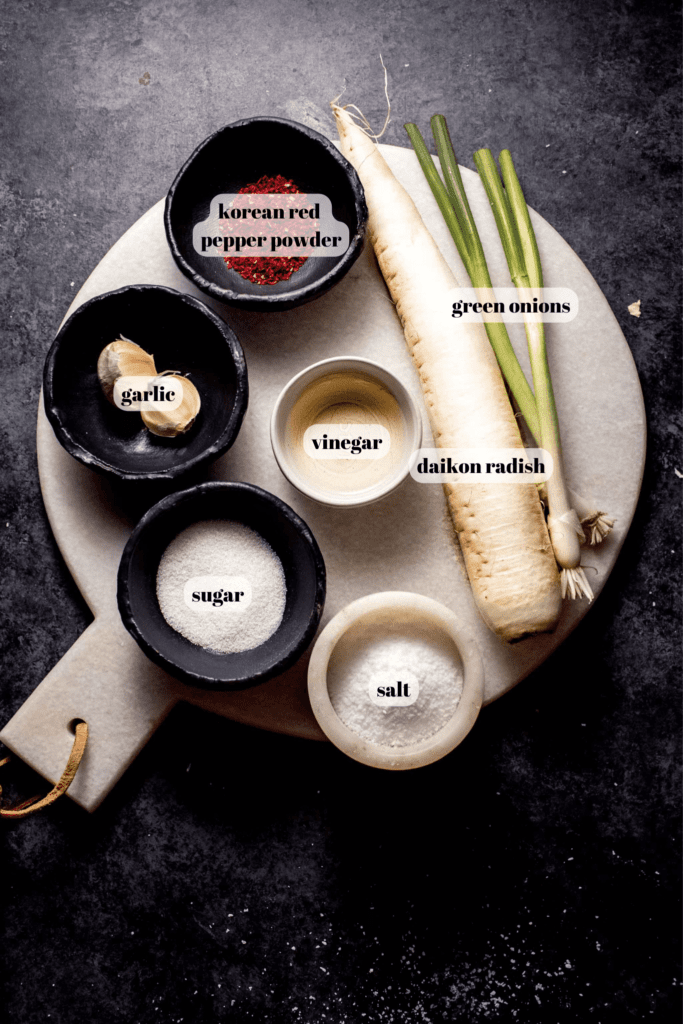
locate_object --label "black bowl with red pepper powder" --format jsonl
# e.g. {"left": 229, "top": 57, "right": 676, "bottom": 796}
{"left": 164, "top": 117, "right": 367, "bottom": 312}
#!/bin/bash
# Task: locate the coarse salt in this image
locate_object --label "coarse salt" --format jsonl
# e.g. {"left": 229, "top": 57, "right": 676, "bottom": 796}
{"left": 327, "top": 619, "right": 463, "bottom": 747}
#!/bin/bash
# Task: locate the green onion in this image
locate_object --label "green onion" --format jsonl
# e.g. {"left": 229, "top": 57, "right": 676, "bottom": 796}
{"left": 475, "top": 148, "right": 592, "bottom": 599}
{"left": 403, "top": 122, "right": 473, "bottom": 274}
{"left": 472, "top": 148, "right": 528, "bottom": 287}
{"left": 405, "top": 119, "right": 540, "bottom": 441}
{"left": 405, "top": 114, "right": 612, "bottom": 560}
{"left": 430, "top": 115, "right": 483, "bottom": 268}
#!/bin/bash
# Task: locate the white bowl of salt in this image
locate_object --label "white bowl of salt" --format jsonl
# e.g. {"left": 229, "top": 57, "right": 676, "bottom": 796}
{"left": 308, "top": 592, "right": 484, "bottom": 769}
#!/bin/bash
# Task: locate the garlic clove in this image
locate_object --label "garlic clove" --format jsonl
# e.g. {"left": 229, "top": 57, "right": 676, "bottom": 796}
{"left": 141, "top": 375, "right": 201, "bottom": 437}
{"left": 97, "top": 336, "right": 157, "bottom": 403}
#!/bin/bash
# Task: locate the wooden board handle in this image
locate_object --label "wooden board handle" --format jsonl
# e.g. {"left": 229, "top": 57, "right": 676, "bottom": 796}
{"left": 0, "top": 618, "right": 180, "bottom": 812}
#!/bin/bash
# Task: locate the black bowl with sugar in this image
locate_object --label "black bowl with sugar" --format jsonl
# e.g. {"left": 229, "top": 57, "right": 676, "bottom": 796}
{"left": 117, "top": 481, "right": 326, "bottom": 690}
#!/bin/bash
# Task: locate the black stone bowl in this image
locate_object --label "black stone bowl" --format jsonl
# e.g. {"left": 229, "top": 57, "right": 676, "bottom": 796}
{"left": 164, "top": 117, "right": 367, "bottom": 312}
{"left": 43, "top": 285, "right": 248, "bottom": 482}
{"left": 117, "top": 481, "right": 326, "bottom": 690}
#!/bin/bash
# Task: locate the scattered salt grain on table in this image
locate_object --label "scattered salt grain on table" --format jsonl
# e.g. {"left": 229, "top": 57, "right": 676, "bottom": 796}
{"left": 156, "top": 520, "right": 286, "bottom": 653}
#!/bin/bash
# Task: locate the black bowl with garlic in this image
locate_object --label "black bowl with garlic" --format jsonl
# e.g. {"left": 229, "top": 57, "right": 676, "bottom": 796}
{"left": 43, "top": 285, "right": 248, "bottom": 482}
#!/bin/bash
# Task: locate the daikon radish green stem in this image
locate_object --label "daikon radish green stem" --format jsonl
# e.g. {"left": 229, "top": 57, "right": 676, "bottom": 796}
{"left": 333, "top": 100, "right": 562, "bottom": 640}
{"left": 405, "top": 120, "right": 540, "bottom": 441}
{"left": 475, "top": 148, "right": 592, "bottom": 600}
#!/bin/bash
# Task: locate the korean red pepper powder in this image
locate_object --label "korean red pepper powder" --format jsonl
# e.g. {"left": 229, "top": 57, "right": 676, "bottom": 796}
{"left": 222, "top": 174, "right": 308, "bottom": 285}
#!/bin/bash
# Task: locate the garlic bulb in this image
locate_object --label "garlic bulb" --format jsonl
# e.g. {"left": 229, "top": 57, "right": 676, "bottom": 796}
{"left": 141, "top": 375, "right": 201, "bottom": 437}
{"left": 97, "top": 336, "right": 157, "bottom": 403}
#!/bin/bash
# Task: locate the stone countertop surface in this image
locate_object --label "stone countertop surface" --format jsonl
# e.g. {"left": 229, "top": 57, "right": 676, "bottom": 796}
{"left": 0, "top": 1, "right": 680, "bottom": 1022}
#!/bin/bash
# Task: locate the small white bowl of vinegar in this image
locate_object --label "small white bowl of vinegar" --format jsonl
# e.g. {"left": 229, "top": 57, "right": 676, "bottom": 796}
{"left": 270, "top": 356, "right": 422, "bottom": 508}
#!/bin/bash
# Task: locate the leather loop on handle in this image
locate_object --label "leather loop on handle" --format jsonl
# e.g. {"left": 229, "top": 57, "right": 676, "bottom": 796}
{"left": 0, "top": 721, "right": 89, "bottom": 819}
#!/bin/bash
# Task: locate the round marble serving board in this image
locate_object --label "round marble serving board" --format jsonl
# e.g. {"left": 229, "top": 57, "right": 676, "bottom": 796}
{"left": 0, "top": 145, "right": 646, "bottom": 811}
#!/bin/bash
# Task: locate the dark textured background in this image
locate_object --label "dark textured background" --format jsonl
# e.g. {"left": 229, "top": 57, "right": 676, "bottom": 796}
{"left": 1, "top": 1, "right": 681, "bottom": 1021}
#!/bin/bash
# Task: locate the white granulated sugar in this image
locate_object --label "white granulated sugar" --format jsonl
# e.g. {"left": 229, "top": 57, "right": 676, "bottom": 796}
{"left": 156, "top": 520, "right": 286, "bottom": 653}
{"left": 327, "top": 619, "right": 463, "bottom": 747}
